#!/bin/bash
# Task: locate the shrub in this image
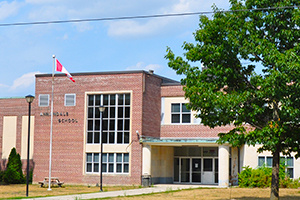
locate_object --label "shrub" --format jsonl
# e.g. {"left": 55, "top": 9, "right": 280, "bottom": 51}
{"left": 3, "top": 148, "right": 25, "bottom": 184}
{"left": 239, "top": 164, "right": 300, "bottom": 188}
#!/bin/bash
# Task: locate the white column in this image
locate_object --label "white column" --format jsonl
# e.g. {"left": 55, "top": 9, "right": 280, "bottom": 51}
{"left": 142, "top": 144, "right": 151, "bottom": 175}
{"left": 218, "top": 144, "right": 229, "bottom": 187}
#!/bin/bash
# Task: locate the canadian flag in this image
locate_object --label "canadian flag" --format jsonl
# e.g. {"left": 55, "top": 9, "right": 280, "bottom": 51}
{"left": 56, "top": 59, "right": 75, "bottom": 82}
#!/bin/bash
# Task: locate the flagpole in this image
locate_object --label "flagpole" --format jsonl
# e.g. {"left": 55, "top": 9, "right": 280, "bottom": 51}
{"left": 48, "top": 55, "right": 55, "bottom": 191}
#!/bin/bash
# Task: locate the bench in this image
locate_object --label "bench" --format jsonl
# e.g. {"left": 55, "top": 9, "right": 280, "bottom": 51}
{"left": 38, "top": 177, "right": 64, "bottom": 187}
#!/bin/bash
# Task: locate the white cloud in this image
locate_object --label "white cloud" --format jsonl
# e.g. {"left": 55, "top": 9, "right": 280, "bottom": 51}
{"left": 0, "top": 1, "right": 23, "bottom": 21}
{"left": 127, "top": 62, "right": 162, "bottom": 71}
{"left": 0, "top": 83, "right": 9, "bottom": 88}
{"left": 107, "top": 0, "right": 229, "bottom": 38}
{"left": 10, "top": 71, "right": 41, "bottom": 90}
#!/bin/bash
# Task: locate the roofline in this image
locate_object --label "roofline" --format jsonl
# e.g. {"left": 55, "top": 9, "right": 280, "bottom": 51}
{"left": 35, "top": 70, "right": 180, "bottom": 84}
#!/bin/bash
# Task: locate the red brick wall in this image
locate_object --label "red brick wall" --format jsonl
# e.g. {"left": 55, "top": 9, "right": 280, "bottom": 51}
{"left": 33, "top": 72, "right": 148, "bottom": 185}
{"left": 142, "top": 74, "right": 162, "bottom": 138}
{"left": 161, "top": 85, "right": 185, "bottom": 97}
{"left": 161, "top": 124, "right": 235, "bottom": 138}
{"left": 0, "top": 98, "right": 34, "bottom": 171}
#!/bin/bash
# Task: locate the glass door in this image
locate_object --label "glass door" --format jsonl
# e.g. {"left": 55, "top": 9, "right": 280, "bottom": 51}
{"left": 192, "top": 158, "right": 201, "bottom": 183}
{"left": 181, "top": 158, "right": 190, "bottom": 182}
{"left": 202, "top": 158, "right": 214, "bottom": 184}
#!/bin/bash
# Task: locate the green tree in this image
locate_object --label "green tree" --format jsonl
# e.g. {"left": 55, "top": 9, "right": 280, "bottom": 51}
{"left": 165, "top": 0, "right": 300, "bottom": 199}
{"left": 3, "top": 147, "right": 25, "bottom": 184}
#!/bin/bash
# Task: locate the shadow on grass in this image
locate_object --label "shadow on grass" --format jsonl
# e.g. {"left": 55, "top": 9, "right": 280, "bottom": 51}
{"left": 232, "top": 196, "right": 300, "bottom": 200}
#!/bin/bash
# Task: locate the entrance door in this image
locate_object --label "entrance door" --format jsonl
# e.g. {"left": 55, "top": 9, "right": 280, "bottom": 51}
{"left": 181, "top": 158, "right": 190, "bottom": 182}
{"left": 192, "top": 158, "right": 201, "bottom": 183}
{"left": 202, "top": 158, "right": 214, "bottom": 184}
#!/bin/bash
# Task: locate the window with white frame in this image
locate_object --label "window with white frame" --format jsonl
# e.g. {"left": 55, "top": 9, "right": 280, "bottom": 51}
{"left": 258, "top": 156, "right": 294, "bottom": 178}
{"left": 87, "top": 94, "right": 130, "bottom": 144}
{"left": 171, "top": 103, "right": 191, "bottom": 123}
{"left": 86, "top": 153, "right": 129, "bottom": 174}
{"left": 39, "top": 94, "right": 49, "bottom": 107}
{"left": 65, "top": 94, "right": 76, "bottom": 106}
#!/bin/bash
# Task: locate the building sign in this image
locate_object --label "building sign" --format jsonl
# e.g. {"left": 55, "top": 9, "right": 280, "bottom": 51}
{"left": 40, "top": 112, "right": 78, "bottom": 123}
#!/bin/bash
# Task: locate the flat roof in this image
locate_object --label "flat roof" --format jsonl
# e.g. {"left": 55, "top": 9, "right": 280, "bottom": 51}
{"left": 36, "top": 70, "right": 180, "bottom": 84}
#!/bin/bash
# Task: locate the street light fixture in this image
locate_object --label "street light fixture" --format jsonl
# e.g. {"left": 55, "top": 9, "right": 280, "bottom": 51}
{"left": 98, "top": 105, "right": 105, "bottom": 192}
{"left": 25, "top": 94, "right": 35, "bottom": 197}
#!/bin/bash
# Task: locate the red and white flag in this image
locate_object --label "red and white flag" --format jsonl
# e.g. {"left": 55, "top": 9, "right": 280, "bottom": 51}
{"left": 55, "top": 59, "right": 75, "bottom": 82}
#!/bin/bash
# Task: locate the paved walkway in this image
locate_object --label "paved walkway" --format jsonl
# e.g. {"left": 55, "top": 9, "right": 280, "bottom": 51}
{"left": 22, "top": 184, "right": 218, "bottom": 200}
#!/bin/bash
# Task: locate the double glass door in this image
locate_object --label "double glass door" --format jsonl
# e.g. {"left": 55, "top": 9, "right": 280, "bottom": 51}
{"left": 174, "top": 157, "right": 218, "bottom": 184}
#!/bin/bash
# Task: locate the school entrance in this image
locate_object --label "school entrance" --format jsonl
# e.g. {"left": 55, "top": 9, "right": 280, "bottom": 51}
{"left": 173, "top": 147, "right": 218, "bottom": 184}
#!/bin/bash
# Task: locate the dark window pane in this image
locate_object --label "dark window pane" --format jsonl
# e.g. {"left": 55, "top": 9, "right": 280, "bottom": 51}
{"left": 124, "top": 164, "right": 129, "bottom": 173}
{"left": 118, "top": 94, "right": 124, "bottom": 105}
{"left": 95, "top": 120, "right": 100, "bottom": 130}
{"left": 88, "top": 108, "right": 94, "bottom": 118}
{"left": 116, "top": 153, "right": 122, "bottom": 162}
{"left": 86, "top": 163, "right": 92, "bottom": 172}
{"left": 125, "top": 119, "right": 130, "bottom": 130}
{"left": 95, "top": 95, "right": 101, "bottom": 106}
{"left": 118, "top": 120, "right": 123, "bottom": 130}
{"left": 171, "top": 104, "right": 180, "bottom": 112}
{"left": 87, "top": 132, "right": 93, "bottom": 143}
{"left": 94, "top": 163, "right": 99, "bottom": 172}
{"left": 109, "top": 164, "right": 114, "bottom": 172}
{"left": 287, "top": 157, "right": 293, "bottom": 167}
{"left": 88, "top": 95, "right": 94, "bottom": 106}
{"left": 103, "top": 108, "right": 108, "bottom": 118}
{"left": 182, "top": 114, "right": 191, "bottom": 123}
{"left": 125, "top": 94, "right": 130, "bottom": 105}
{"left": 288, "top": 168, "right": 293, "bottom": 178}
{"left": 110, "top": 107, "right": 115, "bottom": 118}
{"left": 109, "top": 120, "right": 115, "bottom": 130}
{"left": 117, "top": 132, "right": 123, "bottom": 143}
{"left": 267, "top": 157, "right": 273, "bottom": 167}
{"left": 86, "top": 153, "right": 92, "bottom": 162}
{"left": 124, "top": 132, "right": 129, "bottom": 143}
{"left": 102, "top": 153, "right": 107, "bottom": 162}
{"left": 102, "top": 164, "right": 107, "bottom": 173}
{"left": 109, "top": 132, "right": 115, "bottom": 143}
{"left": 103, "top": 120, "right": 108, "bottom": 130}
{"left": 94, "top": 132, "right": 100, "bottom": 143}
{"left": 204, "top": 159, "right": 213, "bottom": 171}
{"left": 110, "top": 95, "right": 116, "bottom": 105}
{"left": 118, "top": 107, "right": 123, "bottom": 118}
{"left": 95, "top": 108, "right": 100, "bottom": 118}
{"left": 125, "top": 107, "right": 130, "bottom": 118}
{"left": 117, "top": 164, "right": 122, "bottom": 172}
{"left": 124, "top": 153, "right": 129, "bottom": 162}
{"left": 88, "top": 120, "right": 93, "bottom": 130}
{"left": 103, "top": 95, "right": 109, "bottom": 105}
{"left": 171, "top": 114, "right": 180, "bottom": 123}
{"left": 94, "top": 153, "right": 99, "bottom": 162}
{"left": 102, "top": 132, "right": 108, "bottom": 143}
{"left": 182, "top": 104, "right": 190, "bottom": 112}
{"left": 109, "top": 153, "right": 114, "bottom": 162}
{"left": 258, "top": 157, "right": 265, "bottom": 166}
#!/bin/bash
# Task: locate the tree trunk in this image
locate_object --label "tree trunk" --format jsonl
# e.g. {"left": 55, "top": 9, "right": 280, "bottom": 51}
{"left": 270, "top": 148, "right": 280, "bottom": 200}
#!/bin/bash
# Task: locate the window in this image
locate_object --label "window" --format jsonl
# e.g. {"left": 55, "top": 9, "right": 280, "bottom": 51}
{"left": 258, "top": 156, "right": 294, "bottom": 178}
{"left": 39, "top": 94, "right": 49, "bottom": 107}
{"left": 87, "top": 94, "right": 130, "bottom": 144}
{"left": 65, "top": 94, "right": 76, "bottom": 106}
{"left": 86, "top": 153, "right": 99, "bottom": 173}
{"left": 86, "top": 153, "right": 129, "bottom": 174}
{"left": 171, "top": 103, "right": 191, "bottom": 123}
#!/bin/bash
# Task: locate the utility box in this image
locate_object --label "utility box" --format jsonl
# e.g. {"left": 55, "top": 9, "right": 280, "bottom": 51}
{"left": 142, "top": 175, "right": 151, "bottom": 187}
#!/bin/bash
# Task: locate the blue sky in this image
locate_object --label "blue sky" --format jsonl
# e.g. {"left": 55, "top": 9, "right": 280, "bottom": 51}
{"left": 0, "top": 0, "right": 230, "bottom": 98}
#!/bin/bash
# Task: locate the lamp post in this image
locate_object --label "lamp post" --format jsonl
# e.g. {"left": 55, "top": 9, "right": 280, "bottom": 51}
{"left": 98, "top": 105, "right": 105, "bottom": 192}
{"left": 25, "top": 95, "right": 35, "bottom": 197}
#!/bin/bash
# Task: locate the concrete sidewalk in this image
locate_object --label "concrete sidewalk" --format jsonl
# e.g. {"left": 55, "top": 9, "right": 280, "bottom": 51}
{"left": 22, "top": 184, "right": 217, "bottom": 200}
